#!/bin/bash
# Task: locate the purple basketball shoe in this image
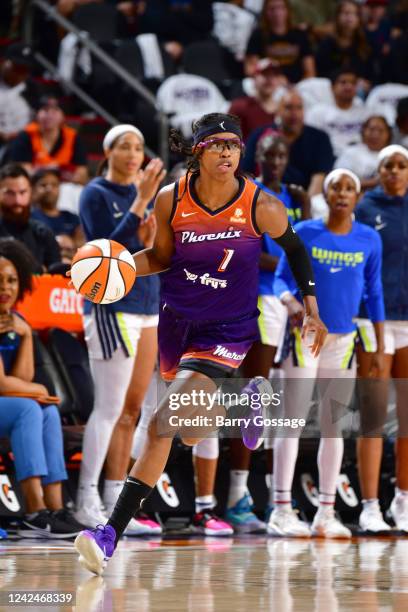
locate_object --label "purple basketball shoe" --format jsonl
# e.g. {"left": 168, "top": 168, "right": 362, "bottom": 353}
{"left": 74, "top": 525, "right": 116, "bottom": 575}
{"left": 239, "top": 377, "right": 274, "bottom": 450}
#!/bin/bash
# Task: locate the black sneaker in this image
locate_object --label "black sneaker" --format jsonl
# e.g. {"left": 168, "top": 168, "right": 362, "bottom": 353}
{"left": 18, "top": 509, "right": 82, "bottom": 539}
{"left": 52, "top": 508, "right": 87, "bottom": 533}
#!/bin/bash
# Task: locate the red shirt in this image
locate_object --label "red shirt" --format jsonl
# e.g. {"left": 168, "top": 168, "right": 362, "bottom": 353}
{"left": 229, "top": 97, "right": 276, "bottom": 141}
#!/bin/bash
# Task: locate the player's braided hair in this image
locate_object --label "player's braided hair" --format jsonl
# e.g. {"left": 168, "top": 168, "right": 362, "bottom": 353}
{"left": 169, "top": 113, "right": 243, "bottom": 201}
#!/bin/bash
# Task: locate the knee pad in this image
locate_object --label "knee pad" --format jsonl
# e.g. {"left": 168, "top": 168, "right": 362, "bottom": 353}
{"left": 192, "top": 437, "right": 219, "bottom": 460}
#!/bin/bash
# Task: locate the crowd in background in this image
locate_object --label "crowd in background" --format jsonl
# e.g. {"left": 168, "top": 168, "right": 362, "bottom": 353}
{"left": 0, "top": 0, "right": 408, "bottom": 541}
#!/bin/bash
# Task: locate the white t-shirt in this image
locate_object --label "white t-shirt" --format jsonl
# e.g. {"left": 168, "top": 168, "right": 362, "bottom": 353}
{"left": 212, "top": 3, "right": 256, "bottom": 60}
{"left": 334, "top": 142, "right": 379, "bottom": 179}
{"left": 0, "top": 82, "right": 32, "bottom": 136}
{"left": 57, "top": 182, "right": 83, "bottom": 215}
{"left": 305, "top": 100, "right": 370, "bottom": 158}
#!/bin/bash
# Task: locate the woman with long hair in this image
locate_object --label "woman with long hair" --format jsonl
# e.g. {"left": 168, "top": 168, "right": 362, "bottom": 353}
{"left": 355, "top": 144, "right": 408, "bottom": 533}
{"left": 74, "top": 112, "right": 326, "bottom": 575}
{"left": 316, "top": 0, "right": 373, "bottom": 83}
{"left": 74, "top": 124, "right": 165, "bottom": 535}
{"left": 269, "top": 169, "right": 384, "bottom": 538}
{"left": 245, "top": 0, "right": 316, "bottom": 81}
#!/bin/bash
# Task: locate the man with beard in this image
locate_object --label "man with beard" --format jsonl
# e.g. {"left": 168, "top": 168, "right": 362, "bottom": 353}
{"left": 0, "top": 164, "right": 61, "bottom": 273}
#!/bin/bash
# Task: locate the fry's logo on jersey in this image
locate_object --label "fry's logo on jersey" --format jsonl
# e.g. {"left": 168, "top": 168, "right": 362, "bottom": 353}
{"left": 312, "top": 246, "right": 364, "bottom": 267}
{"left": 229, "top": 207, "right": 246, "bottom": 224}
{"left": 181, "top": 229, "right": 242, "bottom": 243}
{"left": 184, "top": 269, "right": 228, "bottom": 289}
{"left": 213, "top": 345, "right": 246, "bottom": 360}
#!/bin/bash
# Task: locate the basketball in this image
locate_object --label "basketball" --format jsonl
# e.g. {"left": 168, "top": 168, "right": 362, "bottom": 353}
{"left": 71, "top": 239, "right": 136, "bottom": 304}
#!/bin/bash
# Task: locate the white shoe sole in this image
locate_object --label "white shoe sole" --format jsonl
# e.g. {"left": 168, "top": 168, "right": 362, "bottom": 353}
{"left": 193, "top": 527, "right": 234, "bottom": 536}
{"left": 75, "top": 533, "right": 106, "bottom": 576}
{"left": 359, "top": 522, "right": 391, "bottom": 533}
{"left": 311, "top": 527, "right": 351, "bottom": 539}
{"left": 124, "top": 527, "right": 162, "bottom": 536}
{"left": 267, "top": 524, "right": 311, "bottom": 538}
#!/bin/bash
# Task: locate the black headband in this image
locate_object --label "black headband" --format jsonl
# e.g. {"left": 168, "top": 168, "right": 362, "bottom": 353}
{"left": 192, "top": 118, "right": 242, "bottom": 146}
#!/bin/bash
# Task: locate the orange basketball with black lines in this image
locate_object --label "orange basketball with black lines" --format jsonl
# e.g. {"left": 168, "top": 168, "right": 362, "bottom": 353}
{"left": 71, "top": 239, "right": 136, "bottom": 304}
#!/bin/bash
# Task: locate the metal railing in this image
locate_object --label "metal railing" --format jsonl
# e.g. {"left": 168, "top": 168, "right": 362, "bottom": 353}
{"left": 24, "top": 0, "right": 169, "bottom": 165}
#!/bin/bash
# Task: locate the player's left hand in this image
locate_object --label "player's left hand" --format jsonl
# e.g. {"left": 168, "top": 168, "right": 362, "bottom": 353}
{"left": 301, "top": 312, "right": 327, "bottom": 358}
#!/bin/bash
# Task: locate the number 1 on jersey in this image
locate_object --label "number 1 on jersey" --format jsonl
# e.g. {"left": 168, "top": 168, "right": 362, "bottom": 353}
{"left": 218, "top": 249, "right": 235, "bottom": 272}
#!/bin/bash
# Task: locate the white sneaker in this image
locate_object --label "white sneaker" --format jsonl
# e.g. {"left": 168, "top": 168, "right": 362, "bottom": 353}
{"left": 267, "top": 507, "right": 311, "bottom": 537}
{"left": 359, "top": 501, "right": 391, "bottom": 533}
{"left": 75, "top": 501, "right": 107, "bottom": 529}
{"left": 390, "top": 494, "right": 408, "bottom": 531}
{"left": 311, "top": 509, "right": 351, "bottom": 539}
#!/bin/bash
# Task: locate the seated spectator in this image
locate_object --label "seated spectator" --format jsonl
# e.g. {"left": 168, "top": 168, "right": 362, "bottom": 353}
{"left": 229, "top": 59, "right": 287, "bottom": 140}
{"left": 335, "top": 115, "right": 392, "bottom": 190}
{"left": 7, "top": 96, "right": 88, "bottom": 185}
{"left": 245, "top": 0, "right": 316, "bottom": 81}
{"left": 386, "top": 29, "right": 408, "bottom": 85}
{"left": 305, "top": 68, "right": 372, "bottom": 158}
{"left": 315, "top": 0, "right": 373, "bottom": 86}
{"left": 0, "top": 164, "right": 61, "bottom": 272}
{"left": 242, "top": 89, "right": 334, "bottom": 196}
{"left": 393, "top": 97, "right": 408, "bottom": 148}
{"left": 0, "top": 43, "right": 37, "bottom": 152}
{"left": 361, "top": 0, "right": 392, "bottom": 61}
{"left": 0, "top": 238, "right": 84, "bottom": 538}
{"left": 31, "top": 168, "right": 84, "bottom": 247}
{"left": 139, "top": 0, "right": 214, "bottom": 62}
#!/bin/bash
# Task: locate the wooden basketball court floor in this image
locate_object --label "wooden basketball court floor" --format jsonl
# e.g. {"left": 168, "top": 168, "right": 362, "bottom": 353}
{"left": 1, "top": 536, "right": 408, "bottom": 611}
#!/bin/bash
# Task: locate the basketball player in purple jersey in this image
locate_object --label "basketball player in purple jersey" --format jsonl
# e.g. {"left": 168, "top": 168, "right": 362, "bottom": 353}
{"left": 74, "top": 113, "right": 327, "bottom": 575}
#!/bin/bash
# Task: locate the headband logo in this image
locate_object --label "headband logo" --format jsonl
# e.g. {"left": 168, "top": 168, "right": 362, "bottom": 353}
{"left": 219, "top": 122, "right": 225, "bottom": 130}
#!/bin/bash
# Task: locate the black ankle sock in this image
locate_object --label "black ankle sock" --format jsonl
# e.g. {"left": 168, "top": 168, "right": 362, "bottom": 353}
{"left": 107, "top": 476, "right": 153, "bottom": 543}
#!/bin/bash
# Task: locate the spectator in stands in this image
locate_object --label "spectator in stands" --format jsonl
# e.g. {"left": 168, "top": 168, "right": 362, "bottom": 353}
{"left": 305, "top": 68, "right": 373, "bottom": 158}
{"left": 75, "top": 125, "right": 164, "bottom": 534}
{"left": 229, "top": 59, "right": 287, "bottom": 141}
{"left": 0, "top": 43, "right": 37, "bottom": 152}
{"left": 393, "top": 97, "right": 408, "bottom": 148}
{"left": 355, "top": 145, "right": 408, "bottom": 533}
{"left": 386, "top": 29, "right": 408, "bottom": 85}
{"left": 7, "top": 96, "right": 88, "bottom": 185}
{"left": 315, "top": 0, "right": 373, "bottom": 85}
{"left": 361, "top": 0, "right": 392, "bottom": 60}
{"left": 244, "top": 0, "right": 316, "bottom": 81}
{"left": 31, "top": 168, "right": 84, "bottom": 247}
{"left": 243, "top": 89, "right": 334, "bottom": 196}
{"left": 0, "top": 164, "right": 61, "bottom": 273}
{"left": 335, "top": 115, "right": 392, "bottom": 190}
{"left": 138, "top": 0, "right": 214, "bottom": 61}
{"left": 0, "top": 238, "right": 84, "bottom": 538}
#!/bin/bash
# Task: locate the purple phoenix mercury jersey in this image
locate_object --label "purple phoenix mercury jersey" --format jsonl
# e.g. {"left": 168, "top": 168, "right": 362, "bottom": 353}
{"left": 159, "top": 174, "right": 264, "bottom": 380}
